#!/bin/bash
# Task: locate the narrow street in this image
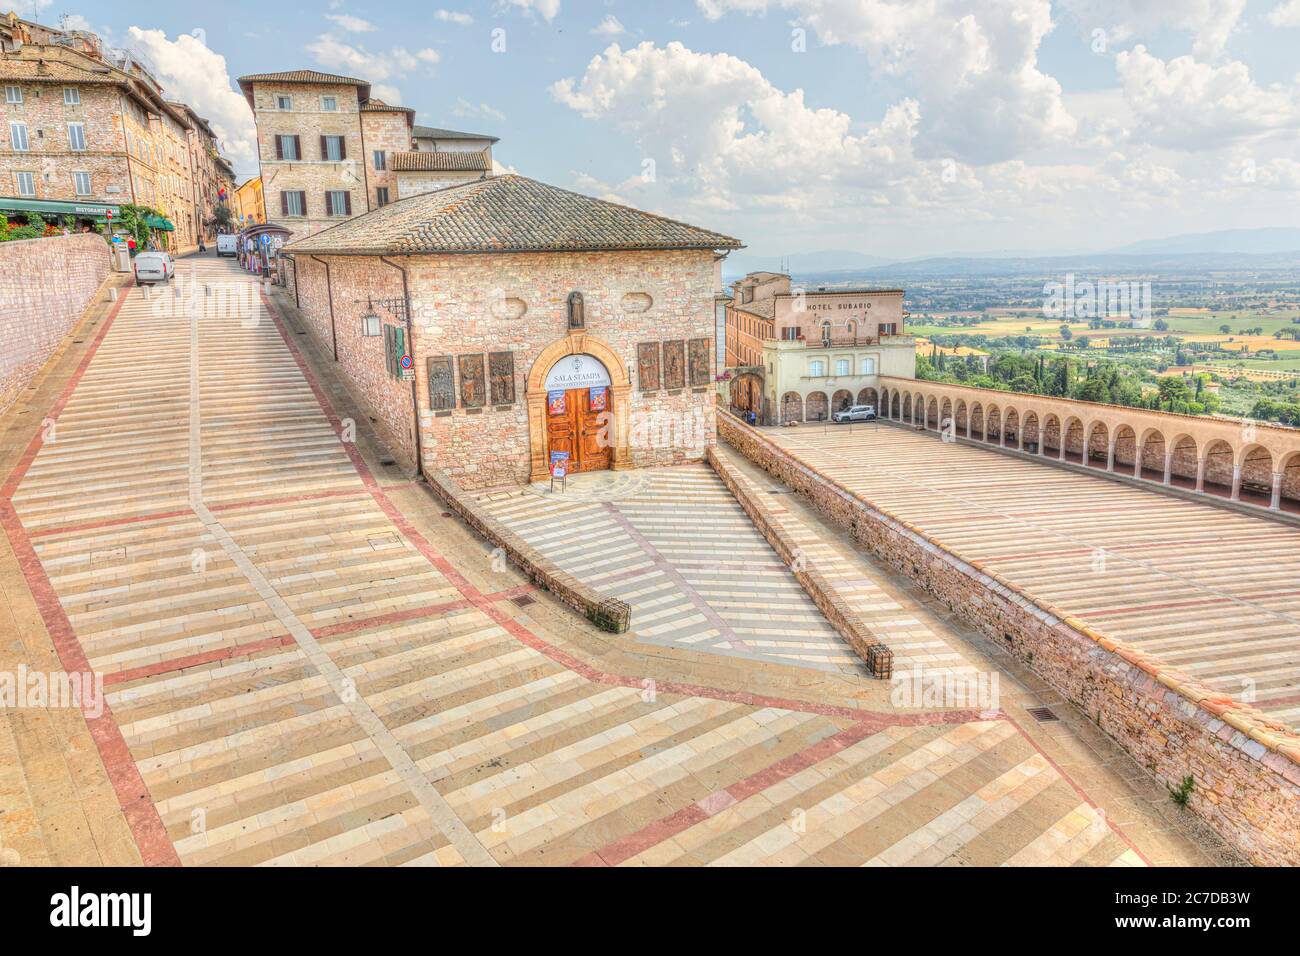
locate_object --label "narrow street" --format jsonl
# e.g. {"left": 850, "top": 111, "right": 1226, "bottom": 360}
{"left": 0, "top": 257, "right": 1228, "bottom": 866}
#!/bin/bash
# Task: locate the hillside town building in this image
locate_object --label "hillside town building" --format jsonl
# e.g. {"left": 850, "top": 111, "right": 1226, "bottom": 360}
{"left": 724, "top": 271, "right": 916, "bottom": 423}
{"left": 238, "top": 70, "right": 499, "bottom": 239}
{"left": 281, "top": 174, "right": 741, "bottom": 488}
{"left": 233, "top": 175, "right": 265, "bottom": 226}
{"left": 0, "top": 12, "right": 236, "bottom": 251}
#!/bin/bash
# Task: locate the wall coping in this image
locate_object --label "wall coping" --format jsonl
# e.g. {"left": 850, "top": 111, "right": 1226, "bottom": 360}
{"left": 718, "top": 413, "right": 1300, "bottom": 769}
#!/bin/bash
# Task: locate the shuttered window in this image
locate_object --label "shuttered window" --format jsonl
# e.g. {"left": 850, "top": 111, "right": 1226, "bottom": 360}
{"left": 275, "top": 135, "right": 300, "bottom": 161}
{"left": 376, "top": 187, "right": 389, "bottom": 206}
{"left": 320, "top": 135, "right": 345, "bottom": 161}
{"left": 373, "top": 150, "right": 386, "bottom": 170}
{"left": 9, "top": 122, "right": 28, "bottom": 151}
{"left": 383, "top": 324, "right": 407, "bottom": 379}
{"left": 325, "top": 190, "right": 351, "bottom": 216}
{"left": 280, "top": 191, "right": 305, "bottom": 216}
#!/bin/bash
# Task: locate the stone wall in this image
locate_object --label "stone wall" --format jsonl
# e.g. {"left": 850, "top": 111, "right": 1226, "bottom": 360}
{"left": 0, "top": 233, "right": 110, "bottom": 415}
{"left": 718, "top": 413, "right": 1300, "bottom": 866}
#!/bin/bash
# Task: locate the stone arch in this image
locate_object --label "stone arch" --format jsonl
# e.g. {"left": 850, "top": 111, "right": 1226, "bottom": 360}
{"left": 729, "top": 372, "right": 763, "bottom": 419}
{"left": 781, "top": 391, "right": 803, "bottom": 423}
{"left": 1201, "top": 438, "right": 1235, "bottom": 496}
{"left": 985, "top": 404, "right": 1001, "bottom": 443}
{"left": 1138, "top": 427, "right": 1166, "bottom": 481}
{"left": 1085, "top": 421, "right": 1109, "bottom": 468}
{"left": 1003, "top": 408, "right": 1020, "bottom": 448}
{"left": 1042, "top": 414, "right": 1062, "bottom": 458}
{"left": 1113, "top": 424, "right": 1137, "bottom": 474}
{"left": 1169, "top": 433, "right": 1198, "bottom": 488}
{"left": 1280, "top": 451, "right": 1300, "bottom": 512}
{"left": 526, "top": 331, "right": 632, "bottom": 481}
{"left": 890, "top": 391, "right": 901, "bottom": 419}
{"left": 927, "top": 397, "right": 940, "bottom": 429}
{"left": 832, "top": 388, "right": 854, "bottom": 413}
{"left": 1063, "top": 417, "right": 1085, "bottom": 463}
{"left": 955, "top": 400, "right": 968, "bottom": 435}
{"left": 857, "top": 386, "right": 879, "bottom": 408}
{"left": 902, "top": 393, "right": 913, "bottom": 422}
{"left": 1237, "top": 444, "right": 1274, "bottom": 504}
{"left": 940, "top": 398, "right": 953, "bottom": 431}
{"left": 806, "top": 391, "right": 829, "bottom": 422}
{"left": 970, "top": 402, "right": 984, "bottom": 440}
{"left": 1022, "top": 411, "right": 1040, "bottom": 452}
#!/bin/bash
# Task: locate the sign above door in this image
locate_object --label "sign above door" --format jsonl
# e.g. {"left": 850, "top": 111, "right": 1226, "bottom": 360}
{"left": 543, "top": 353, "right": 612, "bottom": 392}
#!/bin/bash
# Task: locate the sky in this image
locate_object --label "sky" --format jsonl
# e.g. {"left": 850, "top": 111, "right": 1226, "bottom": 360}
{"left": 35, "top": 0, "right": 1300, "bottom": 259}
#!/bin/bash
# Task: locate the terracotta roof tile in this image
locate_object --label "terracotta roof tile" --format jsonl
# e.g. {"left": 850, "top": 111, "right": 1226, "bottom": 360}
{"left": 284, "top": 174, "right": 743, "bottom": 256}
{"left": 390, "top": 149, "right": 491, "bottom": 172}
{"left": 237, "top": 69, "right": 369, "bottom": 86}
{"left": 413, "top": 124, "right": 500, "bottom": 144}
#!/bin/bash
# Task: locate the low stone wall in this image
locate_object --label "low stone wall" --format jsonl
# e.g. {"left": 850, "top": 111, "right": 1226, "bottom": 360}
{"left": 706, "top": 446, "right": 892, "bottom": 678}
{"left": 719, "top": 414, "right": 1300, "bottom": 866}
{"left": 422, "top": 469, "right": 630, "bottom": 634}
{"left": 0, "top": 234, "right": 111, "bottom": 416}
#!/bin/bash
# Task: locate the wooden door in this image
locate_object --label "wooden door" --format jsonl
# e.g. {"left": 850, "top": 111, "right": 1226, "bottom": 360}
{"left": 545, "top": 388, "right": 612, "bottom": 474}
{"left": 578, "top": 389, "right": 611, "bottom": 472}
{"left": 546, "top": 390, "right": 579, "bottom": 470}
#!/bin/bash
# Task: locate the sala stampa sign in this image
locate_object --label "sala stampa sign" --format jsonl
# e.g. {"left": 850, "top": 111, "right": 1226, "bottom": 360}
{"left": 544, "top": 354, "right": 612, "bottom": 391}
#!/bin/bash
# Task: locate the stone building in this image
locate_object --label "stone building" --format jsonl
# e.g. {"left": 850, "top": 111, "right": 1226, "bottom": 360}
{"left": 281, "top": 174, "right": 741, "bottom": 488}
{"left": 238, "top": 70, "right": 502, "bottom": 240}
{"left": 233, "top": 175, "right": 264, "bottom": 226}
{"left": 723, "top": 271, "right": 916, "bottom": 423}
{"left": 0, "top": 12, "right": 236, "bottom": 252}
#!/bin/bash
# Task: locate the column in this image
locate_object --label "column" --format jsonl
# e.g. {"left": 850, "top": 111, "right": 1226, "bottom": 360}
{"left": 1271, "top": 472, "right": 1283, "bottom": 511}
{"left": 1163, "top": 452, "right": 1172, "bottom": 486}
{"left": 1195, "top": 457, "right": 1206, "bottom": 493}
{"left": 1230, "top": 465, "right": 1242, "bottom": 501}
{"left": 1106, "top": 441, "right": 1115, "bottom": 473}
{"left": 1059, "top": 439, "right": 1067, "bottom": 462}
{"left": 965, "top": 418, "right": 971, "bottom": 440}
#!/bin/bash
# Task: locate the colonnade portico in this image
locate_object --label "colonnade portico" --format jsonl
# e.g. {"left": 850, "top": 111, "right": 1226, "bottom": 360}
{"left": 877, "top": 376, "right": 1300, "bottom": 514}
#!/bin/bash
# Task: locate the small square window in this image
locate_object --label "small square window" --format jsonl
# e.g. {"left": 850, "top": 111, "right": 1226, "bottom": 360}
{"left": 63, "top": 87, "right": 80, "bottom": 105}
{"left": 5, "top": 85, "right": 22, "bottom": 104}
{"left": 9, "top": 121, "right": 28, "bottom": 151}
{"left": 276, "top": 94, "right": 292, "bottom": 110}
{"left": 73, "top": 171, "right": 91, "bottom": 195}
{"left": 321, "top": 96, "right": 337, "bottom": 111}
{"left": 15, "top": 171, "right": 35, "bottom": 197}
{"left": 373, "top": 149, "right": 386, "bottom": 171}
{"left": 67, "top": 122, "right": 86, "bottom": 151}
{"left": 376, "top": 187, "right": 390, "bottom": 206}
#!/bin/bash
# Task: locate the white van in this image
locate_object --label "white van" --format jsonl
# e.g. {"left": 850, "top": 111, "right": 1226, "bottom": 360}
{"left": 216, "top": 234, "right": 238, "bottom": 257}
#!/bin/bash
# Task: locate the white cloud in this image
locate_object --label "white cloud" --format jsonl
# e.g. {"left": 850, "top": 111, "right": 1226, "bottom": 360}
{"left": 451, "top": 97, "right": 506, "bottom": 121}
{"left": 124, "top": 27, "right": 257, "bottom": 168}
{"left": 1057, "top": 0, "right": 1246, "bottom": 59}
{"left": 1267, "top": 0, "right": 1300, "bottom": 28}
{"left": 1116, "top": 45, "right": 1300, "bottom": 149}
{"left": 591, "top": 15, "right": 626, "bottom": 36}
{"left": 499, "top": 0, "right": 560, "bottom": 22}
{"left": 324, "top": 13, "right": 377, "bottom": 33}
{"left": 694, "top": 0, "right": 1076, "bottom": 165}
{"left": 435, "top": 9, "right": 474, "bottom": 25}
{"left": 307, "top": 34, "right": 440, "bottom": 81}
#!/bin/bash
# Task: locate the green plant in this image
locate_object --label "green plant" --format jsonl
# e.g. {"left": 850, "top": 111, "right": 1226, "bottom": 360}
{"left": 1169, "top": 775, "right": 1194, "bottom": 807}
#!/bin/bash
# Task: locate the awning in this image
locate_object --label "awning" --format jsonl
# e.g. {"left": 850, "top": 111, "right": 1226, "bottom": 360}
{"left": 145, "top": 215, "right": 175, "bottom": 232}
{"left": 0, "top": 196, "right": 121, "bottom": 220}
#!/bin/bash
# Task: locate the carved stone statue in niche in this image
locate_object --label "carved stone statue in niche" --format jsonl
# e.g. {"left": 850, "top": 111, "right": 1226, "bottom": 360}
{"left": 567, "top": 291, "right": 585, "bottom": 330}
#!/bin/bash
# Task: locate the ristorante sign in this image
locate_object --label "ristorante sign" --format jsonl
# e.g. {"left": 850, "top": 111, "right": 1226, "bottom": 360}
{"left": 544, "top": 353, "right": 612, "bottom": 391}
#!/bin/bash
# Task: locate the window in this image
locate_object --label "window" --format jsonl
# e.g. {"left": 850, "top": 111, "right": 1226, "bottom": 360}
{"left": 372, "top": 149, "right": 386, "bottom": 170}
{"left": 375, "top": 187, "right": 390, "bottom": 206}
{"left": 63, "top": 87, "right": 80, "bottom": 105}
{"left": 879, "top": 323, "right": 898, "bottom": 336}
{"left": 276, "top": 94, "right": 292, "bottom": 110}
{"left": 321, "top": 135, "right": 345, "bottom": 161}
{"left": 5, "top": 85, "right": 21, "bottom": 103}
{"left": 321, "top": 95, "right": 337, "bottom": 111}
{"left": 325, "top": 190, "right": 351, "bottom": 216}
{"left": 67, "top": 122, "right": 86, "bottom": 151}
{"left": 280, "top": 190, "right": 306, "bottom": 217}
{"left": 15, "top": 171, "right": 34, "bottom": 196}
{"left": 859, "top": 357, "right": 877, "bottom": 375}
{"left": 835, "top": 358, "right": 850, "bottom": 376}
{"left": 809, "top": 359, "right": 826, "bottom": 377}
{"left": 275, "top": 134, "right": 300, "bottom": 160}
{"left": 73, "top": 171, "right": 91, "bottom": 195}
{"left": 9, "top": 121, "right": 28, "bottom": 151}
{"left": 383, "top": 324, "right": 407, "bottom": 379}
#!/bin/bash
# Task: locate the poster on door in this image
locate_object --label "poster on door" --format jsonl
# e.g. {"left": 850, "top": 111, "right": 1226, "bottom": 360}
{"left": 589, "top": 386, "right": 607, "bottom": 413}
{"left": 547, "top": 390, "right": 567, "bottom": 416}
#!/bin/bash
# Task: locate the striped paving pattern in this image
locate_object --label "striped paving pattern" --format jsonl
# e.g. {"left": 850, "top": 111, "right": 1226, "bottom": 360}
{"left": 477, "top": 467, "right": 866, "bottom": 674}
{"left": 1, "top": 257, "right": 1155, "bottom": 866}
{"left": 766, "top": 425, "right": 1300, "bottom": 729}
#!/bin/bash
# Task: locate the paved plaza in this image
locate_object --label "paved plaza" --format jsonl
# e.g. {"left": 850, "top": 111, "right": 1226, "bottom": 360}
{"left": 0, "top": 257, "right": 1236, "bottom": 866}
{"left": 764, "top": 424, "right": 1300, "bottom": 731}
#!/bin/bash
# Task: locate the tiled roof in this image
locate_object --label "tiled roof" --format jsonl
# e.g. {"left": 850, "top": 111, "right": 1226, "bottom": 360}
{"left": 390, "top": 149, "right": 492, "bottom": 172}
{"left": 284, "top": 174, "right": 744, "bottom": 256}
{"left": 0, "top": 57, "right": 117, "bottom": 84}
{"left": 733, "top": 297, "right": 777, "bottom": 319}
{"left": 361, "top": 98, "right": 414, "bottom": 114}
{"left": 237, "top": 69, "right": 369, "bottom": 86}
{"left": 413, "top": 124, "right": 499, "bottom": 144}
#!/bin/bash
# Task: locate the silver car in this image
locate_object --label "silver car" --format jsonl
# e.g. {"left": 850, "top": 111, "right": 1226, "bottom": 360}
{"left": 833, "top": 404, "right": 877, "bottom": 423}
{"left": 134, "top": 251, "right": 174, "bottom": 285}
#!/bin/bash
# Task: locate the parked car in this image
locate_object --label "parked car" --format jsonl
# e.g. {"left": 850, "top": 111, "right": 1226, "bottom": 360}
{"left": 216, "top": 234, "right": 238, "bottom": 258}
{"left": 133, "top": 251, "right": 174, "bottom": 285}
{"left": 832, "top": 404, "right": 877, "bottom": 423}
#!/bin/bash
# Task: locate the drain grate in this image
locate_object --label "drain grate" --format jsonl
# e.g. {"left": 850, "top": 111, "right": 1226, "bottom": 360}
{"left": 511, "top": 595, "right": 536, "bottom": 608}
{"left": 1027, "top": 706, "right": 1058, "bottom": 722}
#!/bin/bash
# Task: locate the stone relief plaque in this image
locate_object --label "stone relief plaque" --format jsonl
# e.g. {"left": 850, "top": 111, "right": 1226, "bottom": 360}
{"left": 427, "top": 356, "right": 455, "bottom": 411}
{"left": 489, "top": 351, "right": 516, "bottom": 405}
{"left": 663, "top": 340, "right": 685, "bottom": 390}
{"left": 688, "top": 337, "right": 711, "bottom": 387}
{"left": 458, "top": 353, "right": 486, "bottom": 408}
{"left": 637, "top": 341, "right": 661, "bottom": 391}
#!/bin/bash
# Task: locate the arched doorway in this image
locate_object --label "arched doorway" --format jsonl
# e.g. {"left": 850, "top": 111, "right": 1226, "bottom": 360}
{"left": 526, "top": 333, "right": 631, "bottom": 481}
{"left": 782, "top": 391, "right": 804, "bottom": 423}
{"left": 730, "top": 372, "right": 763, "bottom": 419}
{"left": 806, "top": 391, "right": 829, "bottom": 422}
{"left": 857, "top": 387, "right": 879, "bottom": 408}
{"left": 832, "top": 389, "right": 853, "bottom": 413}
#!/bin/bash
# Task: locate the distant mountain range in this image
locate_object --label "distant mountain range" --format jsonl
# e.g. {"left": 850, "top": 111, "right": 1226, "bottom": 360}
{"left": 724, "top": 228, "right": 1300, "bottom": 280}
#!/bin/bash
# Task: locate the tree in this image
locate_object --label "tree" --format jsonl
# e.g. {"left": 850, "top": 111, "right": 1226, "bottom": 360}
{"left": 1153, "top": 318, "right": 1168, "bottom": 331}
{"left": 1059, "top": 324, "right": 1073, "bottom": 340}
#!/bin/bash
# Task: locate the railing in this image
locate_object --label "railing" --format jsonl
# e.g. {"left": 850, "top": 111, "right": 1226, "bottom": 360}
{"left": 788, "top": 335, "right": 882, "bottom": 349}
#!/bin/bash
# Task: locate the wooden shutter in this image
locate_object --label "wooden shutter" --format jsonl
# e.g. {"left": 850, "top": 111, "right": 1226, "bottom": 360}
{"left": 275, "top": 135, "right": 283, "bottom": 160}
{"left": 343, "top": 192, "right": 352, "bottom": 215}
{"left": 280, "top": 191, "right": 288, "bottom": 216}
{"left": 324, "top": 191, "right": 333, "bottom": 216}
{"left": 320, "top": 135, "right": 327, "bottom": 160}
{"left": 338, "top": 137, "right": 346, "bottom": 160}
{"left": 393, "top": 327, "right": 405, "bottom": 378}
{"left": 292, "top": 135, "right": 301, "bottom": 160}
